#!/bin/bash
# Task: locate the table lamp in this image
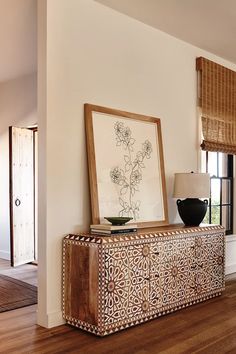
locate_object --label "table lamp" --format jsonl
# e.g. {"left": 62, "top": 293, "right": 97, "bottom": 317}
{"left": 173, "top": 172, "right": 210, "bottom": 226}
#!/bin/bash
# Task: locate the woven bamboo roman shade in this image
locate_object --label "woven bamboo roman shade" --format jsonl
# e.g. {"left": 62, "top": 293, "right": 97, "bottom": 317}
{"left": 196, "top": 57, "right": 236, "bottom": 154}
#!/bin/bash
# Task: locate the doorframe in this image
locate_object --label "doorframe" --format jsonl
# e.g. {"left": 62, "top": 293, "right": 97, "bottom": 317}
{"left": 32, "top": 127, "right": 38, "bottom": 263}
{"left": 9, "top": 127, "right": 14, "bottom": 267}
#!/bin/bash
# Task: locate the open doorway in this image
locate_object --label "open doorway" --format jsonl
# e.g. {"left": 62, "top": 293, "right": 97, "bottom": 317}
{"left": 0, "top": 0, "right": 38, "bottom": 316}
{"left": 0, "top": 126, "right": 38, "bottom": 313}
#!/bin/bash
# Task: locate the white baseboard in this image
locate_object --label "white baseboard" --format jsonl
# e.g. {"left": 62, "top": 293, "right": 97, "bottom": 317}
{"left": 226, "top": 264, "right": 236, "bottom": 275}
{"left": 37, "top": 310, "right": 65, "bottom": 328}
{"left": 0, "top": 250, "right": 10, "bottom": 260}
{"left": 225, "top": 234, "right": 236, "bottom": 275}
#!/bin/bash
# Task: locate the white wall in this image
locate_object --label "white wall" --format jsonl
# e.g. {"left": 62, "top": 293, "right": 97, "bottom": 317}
{"left": 38, "top": 0, "right": 236, "bottom": 327}
{"left": 0, "top": 73, "right": 37, "bottom": 260}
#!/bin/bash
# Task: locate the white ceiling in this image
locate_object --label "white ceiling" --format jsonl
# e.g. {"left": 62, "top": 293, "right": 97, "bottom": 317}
{"left": 0, "top": 0, "right": 37, "bottom": 83}
{"left": 96, "top": 0, "right": 236, "bottom": 64}
{"left": 1, "top": 0, "right": 234, "bottom": 83}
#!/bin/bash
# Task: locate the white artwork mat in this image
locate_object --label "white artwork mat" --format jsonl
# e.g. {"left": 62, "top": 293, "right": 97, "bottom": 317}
{"left": 92, "top": 112, "right": 164, "bottom": 223}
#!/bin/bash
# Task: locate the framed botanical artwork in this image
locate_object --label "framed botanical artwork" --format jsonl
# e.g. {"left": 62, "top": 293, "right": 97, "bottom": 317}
{"left": 85, "top": 104, "right": 169, "bottom": 228}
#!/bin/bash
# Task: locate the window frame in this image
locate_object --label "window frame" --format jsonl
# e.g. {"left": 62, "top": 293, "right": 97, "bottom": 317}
{"left": 203, "top": 151, "right": 233, "bottom": 235}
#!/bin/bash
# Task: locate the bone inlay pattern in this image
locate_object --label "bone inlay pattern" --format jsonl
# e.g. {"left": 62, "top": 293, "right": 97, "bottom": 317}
{"left": 62, "top": 225, "right": 225, "bottom": 336}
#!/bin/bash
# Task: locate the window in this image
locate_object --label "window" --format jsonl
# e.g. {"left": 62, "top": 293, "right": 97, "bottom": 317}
{"left": 202, "top": 152, "right": 233, "bottom": 234}
{"left": 197, "top": 58, "right": 234, "bottom": 234}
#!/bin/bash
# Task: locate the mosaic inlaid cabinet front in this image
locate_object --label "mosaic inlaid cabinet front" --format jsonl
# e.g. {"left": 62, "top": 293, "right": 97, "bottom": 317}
{"left": 62, "top": 225, "right": 225, "bottom": 336}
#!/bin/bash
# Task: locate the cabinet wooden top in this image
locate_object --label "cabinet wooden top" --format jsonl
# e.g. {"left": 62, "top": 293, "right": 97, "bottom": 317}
{"left": 64, "top": 224, "right": 225, "bottom": 245}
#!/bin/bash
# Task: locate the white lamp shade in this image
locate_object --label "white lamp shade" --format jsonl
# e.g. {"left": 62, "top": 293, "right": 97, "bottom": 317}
{"left": 173, "top": 173, "right": 210, "bottom": 198}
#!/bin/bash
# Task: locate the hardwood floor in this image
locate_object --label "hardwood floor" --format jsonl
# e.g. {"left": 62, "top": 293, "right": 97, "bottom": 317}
{"left": 0, "top": 276, "right": 235, "bottom": 353}
{"left": 0, "top": 259, "right": 37, "bottom": 286}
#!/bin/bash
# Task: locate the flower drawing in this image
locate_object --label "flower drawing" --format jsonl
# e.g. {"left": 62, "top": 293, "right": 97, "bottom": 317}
{"left": 110, "top": 121, "right": 152, "bottom": 220}
{"left": 110, "top": 167, "right": 124, "bottom": 185}
{"left": 142, "top": 140, "right": 152, "bottom": 158}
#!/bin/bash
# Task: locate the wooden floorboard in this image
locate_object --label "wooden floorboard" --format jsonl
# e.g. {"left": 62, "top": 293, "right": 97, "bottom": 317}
{"left": 0, "top": 276, "right": 235, "bottom": 353}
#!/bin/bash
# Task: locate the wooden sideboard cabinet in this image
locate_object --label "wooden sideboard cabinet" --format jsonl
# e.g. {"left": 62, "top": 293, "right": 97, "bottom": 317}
{"left": 62, "top": 224, "right": 225, "bottom": 336}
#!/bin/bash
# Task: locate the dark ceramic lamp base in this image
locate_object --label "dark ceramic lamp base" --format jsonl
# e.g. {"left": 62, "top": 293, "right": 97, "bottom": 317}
{"left": 177, "top": 198, "right": 208, "bottom": 226}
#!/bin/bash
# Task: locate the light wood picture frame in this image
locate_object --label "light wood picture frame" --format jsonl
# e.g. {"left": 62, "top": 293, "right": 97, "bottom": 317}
{"left": 85, "top": 104, "right": 169, "bottom": 228}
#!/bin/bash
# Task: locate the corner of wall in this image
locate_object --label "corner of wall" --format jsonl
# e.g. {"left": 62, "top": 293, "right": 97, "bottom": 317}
{"left": 0, "top": 250, "right": 10, "bottom": 260}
